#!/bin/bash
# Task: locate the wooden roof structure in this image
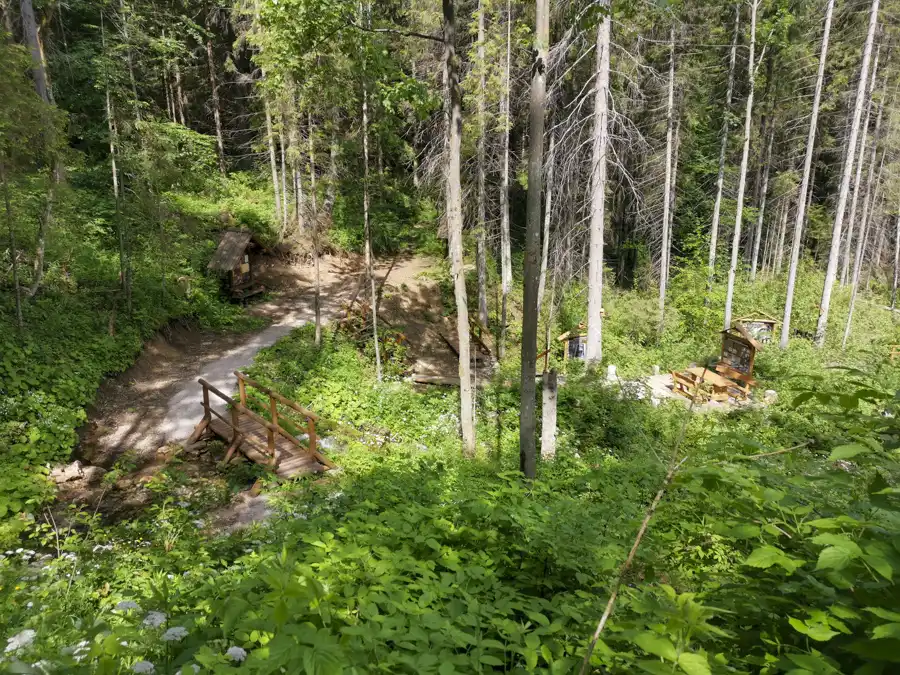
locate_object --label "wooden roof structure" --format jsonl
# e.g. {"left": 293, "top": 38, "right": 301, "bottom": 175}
{"left": 208, "top": 230, "right": 253, "bottom": 272}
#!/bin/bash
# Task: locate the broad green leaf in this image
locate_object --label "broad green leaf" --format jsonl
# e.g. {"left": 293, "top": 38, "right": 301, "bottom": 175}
{"left": 786, "top": 652, "right": 839, "bottom": 672}
{"left": 728, "top": 524, "right": 760, "bottom": 539}
{"left": 678, "top": 652, "right": 711, "bottom": 675}
{"left": 745, "top": 546, "right": 785, "bottom": 568}
{"left": 863, "top": 554, "right": 894, "bottom": 580}
{"left": 872, "top": 623, "right": 900, "bottom": 640}
{"left": 636, "top": 660, "right": 676, "bottom": 675}
{"left": 865, "top": 608, "right": 900, "bottom": 622}
{"left": 829, "top": 605, "right": 860, "bottom": 620}
{"left": 811, "top": 534, "right": 862, "bottom": 557}
{"left": 634, "top": 632, "right": 677, "bottom": 662}
{"left": 816, "top": 546, "right": 852, "bottom": 571}
{"left": 828, "top": 444, "right": 869, "bottom": 461}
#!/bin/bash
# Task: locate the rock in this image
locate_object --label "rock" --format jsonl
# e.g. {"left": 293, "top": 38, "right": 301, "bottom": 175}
{"left": 50, "top": 461, "right": 84, "bottom": 484}
{"left": 652, "top": 365, "right": 660, "bottom": 376}
{"left": 606, "top": 365, "right": 618, "bottom": 382}
{"left": 81, "top": 466, "right": 107, "bottom": 486}
{"left": 764, "top": 389, "right": 778, "bottom": 404}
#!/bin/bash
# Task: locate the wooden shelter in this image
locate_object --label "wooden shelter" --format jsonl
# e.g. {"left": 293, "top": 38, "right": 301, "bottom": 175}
{"left": 208, "top": 229, "right": 264, "bottom": 301}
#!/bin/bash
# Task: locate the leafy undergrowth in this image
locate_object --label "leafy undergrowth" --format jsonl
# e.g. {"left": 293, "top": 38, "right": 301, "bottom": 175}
{"left": 1, "top": 325, "right": 899, "bottom": 674}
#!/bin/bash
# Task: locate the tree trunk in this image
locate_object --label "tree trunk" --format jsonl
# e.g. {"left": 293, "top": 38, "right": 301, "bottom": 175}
{"left": 325, "top": 113, "right": 339, "bottom": 217}
{"left": 1, "top": 160, "right": 23, "bottom": 329}
{"left": 658, "top": 28, "right": 676, "bottom": 334}
{"left": 891, "top": 207, "right": 900, "bottom": 309}
{"left": 723, "top": 0, "right": 758, "bottom": 331}
{"left": 19, "top": 0, "right": 49, "bottom": 102}
{"left": 537, "top": 130, "right": 555, "bottom": 311}
{"left": 443, "top": 0, "right": 475, "bottom": 456}
{"left": 842, "top": 102, "right": 883, "bottom": 350}
{"left": 279, "top": 122, "right": 289, "bottom": 235}
{"left": 519, "top": 0, "right": 549, "bottom": 479}
{"left": 362, "top": 81, "right": 382, "bottom": 381}
{"left": 498, "top": 0, "right": 513, "bottom": 360}
{"left": 540, "top": 370, "right": 558, "bottom": 461}
{"left": 206, "top": 38, "right": 226, "bottom": 175}
{"left": 840, "top": 48, "right": 880, "bottom": 287}
{"left": 774, "top": 197, "right": 789, "bottom": 275}
{"left": 475, "top": 0, "right": 489, "bottom": 329}
{"left": 813, "top": 0, "right": 879, "bottom": 348}
{"left": 174, "top": 59, "right": 186, "bottom": 125}
{"left": 708, "top": 4, "right": 740, "bottom": 292}
{"left": 265, "top": 98, "right": 283, "bottom": 231}
{"left": 667, "top": 116, "right": 681, "bottom": 287}
{"left": 781, "top": 0, "right": 833, "bottom": 348}
{"left": 586, "top": 2, "right": 611, "bottom": 364}
{"left": 750, "top": 124, "right": 774, "bottom": 281}
{"left": 308, "top": 111, "right": 322, "bottom": 347}
{"left": 119, "top": 0, "right": 140, "bottom": 121}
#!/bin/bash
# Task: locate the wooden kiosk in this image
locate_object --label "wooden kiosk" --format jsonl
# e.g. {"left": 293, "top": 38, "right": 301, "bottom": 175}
{"left": 207, "top": 229, "right": 264, "bottom": 301}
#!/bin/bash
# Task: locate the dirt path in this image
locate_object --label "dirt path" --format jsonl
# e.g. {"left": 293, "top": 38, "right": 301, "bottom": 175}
{"left": 81, "top": 253, "right": 447, "bottom": 469}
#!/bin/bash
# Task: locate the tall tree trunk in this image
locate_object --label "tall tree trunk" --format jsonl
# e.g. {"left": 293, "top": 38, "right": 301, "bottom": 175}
{"left": 774, "top": 196, "right": 789, "bottom": 275}
{"left": 362, "top": 79, "right": 382, "bottom": 381}
{"left": 206, "top": 37, "right": 226, "bottom": 175}
{"left": 475, "top": 0, "right": 489, "bottom": 329}
{"left": 537, "top": 130, "right": 555, "bottom": 311}
{"left": 658, "top": 28, "right": 676, "bottom": 334}
{"left": 265, "top": 98, "right": 283, "bottom": 230}
{"left": 723, "top": 0, "right": 758, "bottom": 331}
{"left": 174, "top": 59, "right": 186, "bottom": 125}
{"left": 443, "top": 0, "right": 475, "bottom": 456}
{"left": 840, "top": 48, "right": 879, "bottom": 287}
{"left": 279, "top": 122, "right": 289, "bottom": 235}
{"left": 308, "top": 111, "right": 322, "bottom": 347}
{"left": 1, "top": 160, "right": 22, "bottom": 329}
{"left": 667, "top": 116, "right": 681, "bottom": 287}
{"left": 498, "top": 0, "right": 512, "bottom": 359}
{"left": 891, "top": 206, "right": 900, "bottom": 309}
{"left": 325, "top": 112, "right": 339, "bottom": 217}
{"left": 813, "top": 0, "right": 879, "bottom": 348}
{"left": 19, "top": 0, "right": 49, "bottom": 102}
{"left": 708, "top": 4, "right": 740, "bottom": 293}
{"left": 842, "top": 104, "right": 883, "bottom": 349}
{"left": 519, "top": 0, "right": 549, "bottom": 479}
{"left": 750, "top": 124, "right": 774, "bottom": 280}
{"left": 781, "top": 0, "right": 833, "bottom": 348}
{"left": 586, "top": 2, "right": 611, "bottom": 364}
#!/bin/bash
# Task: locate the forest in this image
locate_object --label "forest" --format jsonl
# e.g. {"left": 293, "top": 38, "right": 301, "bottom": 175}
{"left": 2, "top": 0, "right": 900, "bottom": 672}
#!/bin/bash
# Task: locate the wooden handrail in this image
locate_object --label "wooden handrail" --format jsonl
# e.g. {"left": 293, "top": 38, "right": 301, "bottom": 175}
{"left": 198, "top": 378, "right": 236, "bottom": 406}
{"left": 234, "top": 371, "right": 319, "bottom": 420}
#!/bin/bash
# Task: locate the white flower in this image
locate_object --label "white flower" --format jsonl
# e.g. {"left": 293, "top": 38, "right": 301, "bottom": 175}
{"left": 226, "top": 646, "right": 247, "bottom": 662}
{"left": 26, "top": 602, "right": 33, "bottom": 609}
{"left": 5, "top": 629, "right": 37, "bottom": 653}
{"left": 142, "top": 611, "right": 166, "bottom": 628}
{"left": 116, "top": 601, "right": 142, "bottom": 612}
{"left": 132, "top": 660, "right": 155, "bottom": 673}
{"left": 162, "top": 626, "right": 188, "bottom": 642}
{"left": 175, "top": 666, "right": 200, "bottom": 675}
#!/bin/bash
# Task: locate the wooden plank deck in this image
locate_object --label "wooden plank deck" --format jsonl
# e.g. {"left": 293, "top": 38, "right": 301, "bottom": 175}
{"left": 209, "top": 417, "right": 326, "bottom": 479}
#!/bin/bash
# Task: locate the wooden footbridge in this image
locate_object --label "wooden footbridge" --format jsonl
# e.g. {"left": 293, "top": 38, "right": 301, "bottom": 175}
{"left": 186, "top": 371, "right": 335, "bottom": 478}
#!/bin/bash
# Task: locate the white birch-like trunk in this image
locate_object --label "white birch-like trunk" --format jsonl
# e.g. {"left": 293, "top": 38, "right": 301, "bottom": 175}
{"left": 723, "top": 0, "right": 758, "bottom": 331}
{"left": 891, "top": 207, "right": 900, "bottom": 309}
{"left": 750, "top": 125, "right": 774, "bottom": 281}
{"left": 658, "top": 29, "right": 676, "bottom": 333}
{"left": 540, "top": 370, "right": 558, "bottom": 461}
{"left": 537, "top": 131, "right": 555, "bottom": 311}
{"left": 279, "top": 123, "right": 289, "bottom": 234}
{"left": 362, "top": 84, "right": 382, "bottom": 381}
{"left": 774, "top": 197, "right": 789, "bottom": 275}
{"left": 813, "top": 0, "right": 880, "bottom": 348}
{"left": 174, "top": 59, "right": 186, "bottom": 125}
{"left": 475, "top": 0, "right": 489, "bottom": 329}
{"left": 840, "top": 48, "right": 879, "bottom": 287}
{"left": 586, "top": 3, "right": 611, "bottom": 364}
{"left": 780, "top": 0, "right": 834, "bottom": 348}
{"left": 498, "top": 0, "right": 513, "bottom": 359}
{"left": 708, "top": 4, "right": 740, "bottom": 291}
{"left": 443, "top": 0, "right": 475, "bottom": 455}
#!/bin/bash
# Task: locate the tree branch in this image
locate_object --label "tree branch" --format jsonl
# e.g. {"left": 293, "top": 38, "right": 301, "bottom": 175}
{"left": 345, "top": 21, "right": 444, "bottom": 44}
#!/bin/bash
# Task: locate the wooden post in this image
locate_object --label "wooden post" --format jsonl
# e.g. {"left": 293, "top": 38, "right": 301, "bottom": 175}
{"left": 231, "top": 405, "right": 240, "bottom": 445}
{"left": 238, "top": 376, "right": 247, "bottom": 407}
{"left": 540, "top": 369, "right": 558, "bottom": 460}
{"left": 268, "top": 395, "right": 278, "bottom": 466}
{"left": 203, "top": 384, "right": 211, "bottom": 420}
{"left": 308, "top": 417, "right": 317, "bottom": 458}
